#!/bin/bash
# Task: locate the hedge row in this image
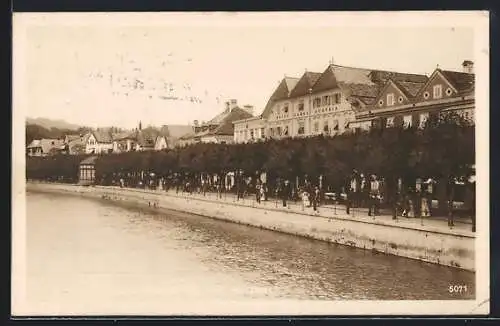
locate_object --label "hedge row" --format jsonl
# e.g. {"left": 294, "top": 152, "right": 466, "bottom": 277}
{"left": 27, "top": 112, "right": 475, "bottom": 190}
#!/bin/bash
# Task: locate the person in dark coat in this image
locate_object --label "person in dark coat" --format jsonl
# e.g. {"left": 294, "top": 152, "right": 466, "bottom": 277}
{"left": 282, "top": 180, "right": 291, "bottom": 207}
{"left": 312, "top": 186, "right": 321, "bottom": 212}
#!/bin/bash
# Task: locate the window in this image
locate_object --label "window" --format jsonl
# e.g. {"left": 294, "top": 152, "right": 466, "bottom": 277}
{"left": 250, "top": 129, "right": 254, "bottom": 139}
{"left": 403, "top": 115, "right": 412, "bottom": 128}
{"left": 322, "top": 96, "right": 329, "bottom": 106}
{"left": 261, "top": 128, "right": 265, "bottom": 138}
{"left": 378, "top": 99, "right": 384, "bottom": 106}
{"left": 270, "top": 128, "right": 275, "bottom": 137}
{"left": 313, "top": 98, "right": 321, "bottom": 108}
{"left": 419, "top": 112, "right": 429, "bottom": 129}
{"left": 277, "top": 127, "right": 282, "bottom": 136}
{"left": 284, "top": 126, "right": 289, "bottom": 136}
{"left": 298, "top": 121, "right": 305, "bottom": 135}
{"left": 387, "top": 93, "right": 395, "bottom": 106}
{"left": 398, "top": 96, "right": 404, "bottom": 104}
{"left": 386, "top": 117, "right": 395, "bottom": 128}
{"left": 334, "top": 93, "right": 341, "bottom": 104}
{"left": 314, "top": 121, "right": 319, "bottom": 133}
{"left": 323, "top": 122, "right": 329, "bottom": 133}
{"left": 423, "top": 91, "right": 430, "bottom": 99}
{"left": 433, "top": 84, "right": 442, "bottom": 99}
{"left": 446, "top": 88, "right": 453, "bottom": 96}
{"left": 283, "top": 105, "right": 289, "bottom": 113}
{"left": 298, "top": 102, "right": 304, "bottom": 111}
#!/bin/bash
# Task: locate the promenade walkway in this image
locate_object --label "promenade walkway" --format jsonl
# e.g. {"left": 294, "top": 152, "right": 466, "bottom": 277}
{"left": 123, "top": 187, "right": 475, "bottom": 237}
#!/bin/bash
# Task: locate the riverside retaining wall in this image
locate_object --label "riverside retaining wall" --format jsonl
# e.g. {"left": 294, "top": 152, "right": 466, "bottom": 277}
{"left": 26, "top": 182, "right": 475, "bottom": 271}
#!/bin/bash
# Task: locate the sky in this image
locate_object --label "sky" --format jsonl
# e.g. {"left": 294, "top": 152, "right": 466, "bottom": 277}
{"left": 17, "top": 12, "right": 476, "bottom": 129}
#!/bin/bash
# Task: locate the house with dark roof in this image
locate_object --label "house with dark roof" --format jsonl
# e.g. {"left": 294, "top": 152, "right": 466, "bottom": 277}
{"left": 27, "top": 138, "right": 65, "bottom": 156}
{"left": 260, "top": 62, "right": 430, "bottom": 139}
{"left": 85, "top": 130, "right": 114, "bottom": 154}
{"left": 352, "top": 60, "right": 475, "bottom": 130}
{"left": 233, "top": 76, "right": 299, "bottom": 144}
{"left": 65, "top": 134, "right": 89, "bottom": 155}
{"left": 179, "top": 99, "right": 253, "bottom": 146}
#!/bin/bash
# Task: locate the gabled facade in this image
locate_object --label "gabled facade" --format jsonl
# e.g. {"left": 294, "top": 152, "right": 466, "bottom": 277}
{"left": 154, "top": 136, "right": 168, "bottom": 151}
{"left": 261, "top": 63, "right": 428, "bottom": 139}
{"left": 85, "top": 131, "right": 114, "bottom": 154}
{"left": 352, "top": 61, "right": 474, "bottom": 130}
{"left": 265, "top": 72, "right": 321, "bottom": 139}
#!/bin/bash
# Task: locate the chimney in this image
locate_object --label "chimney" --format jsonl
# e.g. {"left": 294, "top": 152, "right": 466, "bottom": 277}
{"left": 229, "top": 99, "right": 238, "bottom": 111}
{"left": 193, "top": 120, "right": 199, "bottom": 127}
{"left": 462, "top": 60, "right": 474, "bottom": 74}
{"left": 225, "top": 101, "right": 230, "bottom": 113}
{"left": 243, "top": 105, "right": 254, "bottom": 115}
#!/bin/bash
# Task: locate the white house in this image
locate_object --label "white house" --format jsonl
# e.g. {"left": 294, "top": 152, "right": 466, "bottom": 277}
{"left": 85, "top": 131, "right": 114, "bottom": 154}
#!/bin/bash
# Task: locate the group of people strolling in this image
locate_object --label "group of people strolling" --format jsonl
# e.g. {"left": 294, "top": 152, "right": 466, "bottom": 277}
{"left": 111, "top": 170, "right": 474, "bottom": 231}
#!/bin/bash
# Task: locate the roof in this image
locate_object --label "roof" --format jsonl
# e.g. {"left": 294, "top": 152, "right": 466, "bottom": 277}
{"left": 164, "top": 125, "right": 194, "bottom": 138}
{"left": 112, "top": 131, "right": 136, "bottom": 141}
{"left": 80, "top": 156, "right": 98, "bottom": 165}
{"left": 189, "top": 107, "right": 253, "bottom": 138}
{"left": 179, "top": 131, "right": 196, "bottom": 140}
{"left": 64, "top": 134, "right": 81, "bottom": 143}
{"left": 440, "top": 70, "right": 475, "bottom": 93}
{"left": 288, "top": 71, "right": 322, "bottom": 98}
{"left": 232, "top": 115, "right": 264, "bottom": 124}
{"left": 206, "top": 110, "right": 231, "bottom": 125}
{"left": 92, "top": 130, "right": 113, "bottom": 143}
{"left": 312, "top": 64, "right": 428, "bottom": 95}
{"left": 261, "top": 77, "right": 300, "bottom": 118}
{"left": 68, "top": 134, "right": 88, "bottom": 147}
{"left": 395, "top": 80, "right": 427, "bottom": 97}
{"left": 136, "top": 128, "right": 160, "bottom": 147}
{"left": 27, "top": 138, "right": 65, "bottom": 153}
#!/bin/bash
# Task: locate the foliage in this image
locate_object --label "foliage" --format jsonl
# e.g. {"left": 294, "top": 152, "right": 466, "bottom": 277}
{"left": 27, "top": 112, "right": 475, "bottom": 192}
{"left": 26, "top": 123, "right": 91, "bottom": 146}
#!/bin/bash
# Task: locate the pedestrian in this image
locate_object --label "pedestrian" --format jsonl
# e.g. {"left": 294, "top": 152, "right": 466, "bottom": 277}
{"left": 281, "top": 180, "right": 289, "bottom": 207}
{"left": 368, "top": 175, "right": 380, "bottom": 216}
{"left": 447, "top": 178, "right": 455, "bottom": 227}
{"left": 312, "top": 186, "right": 320, "bottom": 212}
{"left": 255, "top": 182, "right": 261, "bottom": 204}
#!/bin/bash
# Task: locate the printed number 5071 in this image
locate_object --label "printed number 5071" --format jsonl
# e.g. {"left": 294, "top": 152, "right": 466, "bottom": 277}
{"left": 449, "top": 285, "right": 468, "bottom": 293}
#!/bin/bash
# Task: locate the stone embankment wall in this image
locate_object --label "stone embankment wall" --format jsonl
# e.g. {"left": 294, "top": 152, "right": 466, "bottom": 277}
{"left": 26, "top": 183, "right": 475, "bottom": 271}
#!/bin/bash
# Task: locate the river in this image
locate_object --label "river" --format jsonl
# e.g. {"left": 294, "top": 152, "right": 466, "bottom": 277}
{"left": 23, "top": 191, "right": 475, "bottom": 315}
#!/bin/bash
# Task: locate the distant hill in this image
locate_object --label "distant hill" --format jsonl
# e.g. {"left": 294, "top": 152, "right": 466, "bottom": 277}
{"left": 26, "top": 117, "right": 83, "bottom": 131}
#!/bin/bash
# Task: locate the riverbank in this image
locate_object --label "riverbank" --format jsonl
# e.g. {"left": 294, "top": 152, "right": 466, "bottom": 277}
{"left": 26, "top": 182, "right": 475, "bottom": 271}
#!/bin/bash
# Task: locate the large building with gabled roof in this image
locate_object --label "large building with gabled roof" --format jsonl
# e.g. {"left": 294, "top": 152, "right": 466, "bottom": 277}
{"left": 352, "top": 60, "right": 475, "bottom": 130}
{"left": 233, "top": 59, "right": 474, "bottom": 143}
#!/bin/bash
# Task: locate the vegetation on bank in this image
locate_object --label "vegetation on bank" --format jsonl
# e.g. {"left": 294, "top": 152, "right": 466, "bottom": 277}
{"left": 26, "top": 112, "right": 474, "bottom": 190}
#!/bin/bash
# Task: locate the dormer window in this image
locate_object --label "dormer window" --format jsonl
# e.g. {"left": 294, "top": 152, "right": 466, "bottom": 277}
{"left": 433, "top": 85, "right": 442, "bottom": 99}
{"left": 387, "top": 93, "right": 395, "bottom": 106}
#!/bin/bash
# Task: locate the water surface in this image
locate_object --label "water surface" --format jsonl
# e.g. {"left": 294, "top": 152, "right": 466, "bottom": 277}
{"left": 24, "top": 192, "right": 475, "bottom": 314}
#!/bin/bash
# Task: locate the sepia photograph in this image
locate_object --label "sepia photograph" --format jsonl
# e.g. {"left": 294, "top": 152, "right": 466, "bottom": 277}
{"left": 12, "top": 11, "right": 489, "bottom": 316}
